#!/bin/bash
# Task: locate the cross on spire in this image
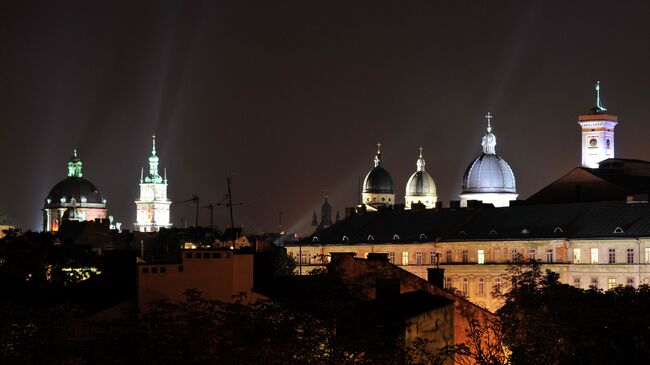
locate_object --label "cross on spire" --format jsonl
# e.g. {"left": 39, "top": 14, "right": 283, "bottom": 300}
{"left": 152, "top": 134, "right": 157, "bottom": 156}
{"left": 419, "top": 146, "right": 423, "bottom": 159}
{"left": 595, "top": 80, "right": 607, "bottom": 113}
{"left": 377, "top": 142, "right": 381, "bottom": 154}
{"left": 485, "top": 112, "right": 493, "bottom": 133}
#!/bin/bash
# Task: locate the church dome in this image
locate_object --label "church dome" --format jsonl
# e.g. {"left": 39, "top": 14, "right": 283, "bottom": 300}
{"left": 45, "top": 150, "right": 105, "bottom": 206}
{"left": 47, "top": 177, "right": 104, "bottom": 205}
{"left": 363, "top": 143, "right": 395, "bottom": 194}
{"left": 461, "top": 113, "right": 516, "bottom": 194}
{"left": 406, "top": 147, "right": 437, "bottom": 197}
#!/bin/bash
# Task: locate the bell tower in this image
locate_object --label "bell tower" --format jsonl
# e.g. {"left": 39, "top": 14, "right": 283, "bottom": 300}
{"left": 578, "top": 81, "right": 618, "bottom": 169}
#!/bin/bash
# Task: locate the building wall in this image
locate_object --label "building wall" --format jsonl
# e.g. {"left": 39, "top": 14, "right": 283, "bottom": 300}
{"left": 137, "top": 249, "right": 255, "bottom": 312}
{"left": 288, "top": 238, "right": 650, "bottom": 312}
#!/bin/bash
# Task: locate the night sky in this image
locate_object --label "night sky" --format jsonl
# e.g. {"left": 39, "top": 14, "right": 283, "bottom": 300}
{"left": 1, "top": 1, "right": 649, "bottom": 234}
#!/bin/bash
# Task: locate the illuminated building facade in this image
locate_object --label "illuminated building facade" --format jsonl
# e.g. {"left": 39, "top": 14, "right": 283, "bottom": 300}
{"left": 362, "top": 143, "right": 396, "bottom": 210}
{"left": 460, "top": 113, "right": 518, "bottom": 207}
{"left": 135, "top": 136, "right": 172, "bottom": 232}
{"left": 579, "top": 81, "right": 618, "bottom": 168}
{"left": 43, "top": 150, "right": 107, "bottom": 232}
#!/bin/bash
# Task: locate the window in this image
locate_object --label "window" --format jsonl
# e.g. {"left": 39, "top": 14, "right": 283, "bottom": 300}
{"left": 511, "top": 249, "right": 519, "bottom": 261}
{"left": 160, "top": 267, "right": 166, "bottom": 273}
{"left": 626, "top": 277, "right": 634, "bottom": 286}
{"left": 573, "top": 277, "right": 581, "bottom": 288}
{"left": 494, "top": 277, "right": 502, "bottom": 292}
{"left": 203, "top": 253, "right": 210, "bottom": 259}
{"left": 608, "top": 248, "right": 616, "bottom": 264}
{"left": 627, "top": 249, "right": 634, "bottom": 264}
{"left": 477, "top": 250, "right": 485, "bottom": 264}
{"left": 573, "top": 248, "right": 581, "bottom": 264}
{"left": 430, "top": 252, "right": 437, "bottom": 265}
{"left": 212, "top": 252, "right": 221, "bottom": 259}
{"left": 590, "top": 277, "right": 598, "bottom": 289}
{"left": 185, "top": 252, "right": 192, "bottom": 259}
{"left": 388, "top": 252, "right": 395, "bottom": 264}
{"left": 151, "top": 267, "right": 158, "bottom": 274}
{"left": 528, "top": 249, "right": 536, "bottom": 261}
{"left": 195, "top": 253, "right": 202, "bottom": 258}
{"left": 591, "top": 248, "right": 598, "bottom": 263}
{"left": 462, "top": 278, "right": 468, "bottom": 295}
{"left": 445, "top": 277, "right": 452, "bottom": 289}
{"left": 645, "top": 248, "right": 650, "bottom": 263}
{"left": 608, "top": 278, "right": 616, "bottom": 289}
{"left": 402, "top": 251, "right": 409, "bottom": 265}
{"left": 142, "top": 267, "right": 149, "bottom": 274}
{"left": 546, "top": 249, "right": 554, "bottom": 263}
{"left": 462, "top": 250, "right": 468, "bottom": 263}
{"left": 178, "top": 265, "right": 184, "bottom": 272}
{"left": 446, "top": 250, "right": 452, "bottom": 263}
{"left": 416, "top": 252, "right": 422, "bottom": 265}
{"left": 478, "top": 277, "right": 485, "bottom": 294}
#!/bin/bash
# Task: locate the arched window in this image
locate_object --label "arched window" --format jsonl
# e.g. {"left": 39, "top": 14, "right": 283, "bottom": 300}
{"left": 489, "top": 229, "right": 498, "bottom": 236}
{"left": 554, "top": 227, "right": 564, "bottom": 233}
{"left": 393, "top": 234, "right": 400, "bottom": 240}
{"left": 613, "top": 227, "right": 624, "bottom": 234}
{"left": 521, "top": 228, "right": 529, "bottom": 235}
{"left": 312, "top": 236, "right": 319, "bottom": 243}
{"left": 419, "top": 233, "right": 427, "bottom": 240}
{"left": 459, "top": 230, "right": 467, "bottom": 237}
{"left": 342, "top": 236, "right": 350, "bottom": 243}
{"left": 367, "top": 235, "right": 375, "bottom": 241}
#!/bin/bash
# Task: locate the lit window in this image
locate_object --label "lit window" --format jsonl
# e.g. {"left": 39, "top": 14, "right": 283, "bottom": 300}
{"left": 478, "top": 277, "right": 485, "bottom": 294}
{"left": 645, "top": 248, "right": 650, "bottom": 263}
{"left": 477, "top": 250, "right": 485, "bottom": 264}
{"left": 430, "top": 252, "right": 436, "bottom": 264}
{"left": 528, "top": 249, "right": 536, "bottom": 261}
{"left": 608, "top": 278, "right": 616, "bottom": 290}
{"left": 416, "top": 252, "right": 422, "bottom": 265}
{"left": 446, "top": 250, "right": 452, "bottom": 263}
{"left": 627, "top": 249, "right": 634, "bottom": 264}
{"left": 388, "top": 252, "right": 395, "bottom": 264}
{"left": 402, "top": 251, "right": 409, "bottom": 265}
{"left": 546, "top": 249, "right": 553, "bottom": 263}
{"left": 573, "top": 277, "right": 581, "bottom": 288}
{"left": 573, "top": 248, "right": 581, "bottom": 264}
{"left": 591, "top": 248, "right": 598, "bottom": 264}
{"left": 462, "top": 278, "right": 468, "bottom": 295}
{"left": 608, "top": 248, "right": 616, "bottom": 264}
{"left": 462, "top": 250, "right": 468, "bottom": 263}
{"left": 445, "top": 277, "right": 452, "bottom": 289}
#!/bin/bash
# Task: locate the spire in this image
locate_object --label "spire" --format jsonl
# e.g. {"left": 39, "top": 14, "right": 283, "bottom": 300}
{"left": 374, "top": 142, "right": 383, "bottom": 167}
{"left": 593, "top": 80, "right": 607, "bottom": 113}
{"left": 481, "top": 112, "right": 497, "bottom": 155}
{"left": 416, "top": 146, "right": 425, "bottom": 172}
{"left": 151, "top": 134, "right": 157, "bottom": 156}
{"left": 67, "top": 148, "right": 83, "bottom": 177}
{"left": 147, "top": 134, "right": 161, "bottom": 182}
{"left": 311, "top": 211, "right": 318, "bottom": 226}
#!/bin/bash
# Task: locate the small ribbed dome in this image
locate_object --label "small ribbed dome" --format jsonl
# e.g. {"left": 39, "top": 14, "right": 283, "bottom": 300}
{"left": 406, "top": 147, "right": 436, "bottom": 197}
{"left": 462, "top": 154, "right": 516, "bottom": 193}
{"left": 461, "top": 113, "right": 516, "bottom": 194}
{"left": 364, "top": 167, "right": 395, "bottom": 194}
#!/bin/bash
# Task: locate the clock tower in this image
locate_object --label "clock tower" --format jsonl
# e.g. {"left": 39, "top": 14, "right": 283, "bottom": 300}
{"left": 578, "top": 81, "right": 618, "bottom": 169}
{"left": 135, "top": 135, "right": 172, "bottom": 232}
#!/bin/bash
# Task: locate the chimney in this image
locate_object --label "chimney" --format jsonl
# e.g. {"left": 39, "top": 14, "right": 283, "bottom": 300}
{"left": 367, "top": 253, "right": 389, "bottom": 261}
{"left": 449, "top": 200, "right": 460, "bottom": 209}
{"left": 427, "top": 268, "right": 445, "bottom": 288}
{"left": 376, "top": 278, "right": 400, "bottom": 303}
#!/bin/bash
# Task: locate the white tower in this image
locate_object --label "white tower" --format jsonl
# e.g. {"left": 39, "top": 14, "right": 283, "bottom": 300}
{"left": 135, "top": 135, "right": 172, "bottom": 232}
{"left": 578, "top": 81, "right": 618, "bottom": 169}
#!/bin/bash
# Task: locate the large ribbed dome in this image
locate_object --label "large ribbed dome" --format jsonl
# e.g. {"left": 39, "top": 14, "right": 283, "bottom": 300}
{"left": 461, "top": 113, "right": 516, "bottom": 194}
{"left": 47, "top": 177, "right": 104, "bottom": 204}
{"left": 364, "top": 166, "right": 395, "bottom": 194}
{"left": 462, "top": 154, "right": 516, "bottom": 193}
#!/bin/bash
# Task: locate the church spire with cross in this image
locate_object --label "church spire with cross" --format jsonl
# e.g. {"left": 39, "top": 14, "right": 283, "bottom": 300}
{"left": 135, "top": 134, "right": 172, "bottom": 232}
{"left": 481, "top": 112, "right": 497, "bottom": 155}
{"left": 578, "top": 81, "right": 618, "bottom": 168}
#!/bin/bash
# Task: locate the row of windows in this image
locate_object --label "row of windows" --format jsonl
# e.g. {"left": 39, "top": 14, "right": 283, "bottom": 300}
{"left": 141, "top": 265, "right": 183, "bottom": 274}
{"left": 184, "top": 252, "right": 231, "bottom": 259}
{"left": 445, "top": 277, "right": 503, "bottom": 296}
{"left": 572, "top": 277, "right": 648, "bottom": 290}
{"left": 294, "top": 247, "right": 650, "bottom": 266}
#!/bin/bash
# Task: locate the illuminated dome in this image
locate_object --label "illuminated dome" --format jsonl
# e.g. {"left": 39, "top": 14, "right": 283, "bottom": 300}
{"left": 43, "top": 150, "right": 107, "bottom": 231}
{"left": 460, "top": 113, "right": 518, "bottom": 207}
{"left": 405, "top": 147, "right": 437, "bottom": 209}
{"left": 362, "top": 143, "right": 395, "bottom": 209}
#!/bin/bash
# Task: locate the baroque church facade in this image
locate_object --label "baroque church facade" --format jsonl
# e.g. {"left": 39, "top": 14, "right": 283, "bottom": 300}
{"left": 287, "top": 83, "right": 650, "bottom": 312}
